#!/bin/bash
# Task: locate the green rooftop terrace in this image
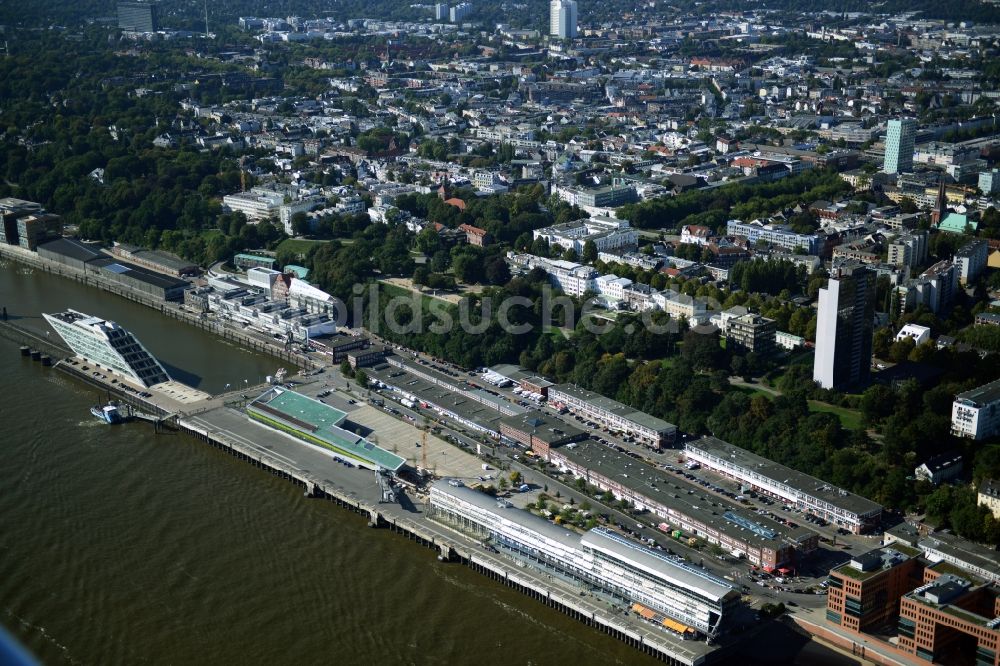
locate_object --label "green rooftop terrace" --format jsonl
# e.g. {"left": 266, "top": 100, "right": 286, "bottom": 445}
{"left": 249, "top": 388, "right": 404, "bottom": 472}
{"left": 263, "top": 388, "right": 348, "bottom": 430}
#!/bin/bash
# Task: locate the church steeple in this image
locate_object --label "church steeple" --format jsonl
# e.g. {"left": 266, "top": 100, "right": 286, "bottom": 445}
{"left": 931, "top": 178, "right": 948, "bottom": 226}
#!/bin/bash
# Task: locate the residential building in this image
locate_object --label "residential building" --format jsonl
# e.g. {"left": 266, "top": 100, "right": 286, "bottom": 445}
{"left": 548, "top": 383, "right": 677, "bottom": 448}
{"left": 680, "top": 225, "right": 713, "bottom": 246}
{"left": 914, "top": 452, "right": 963, "bottom": 485}
{"left": 684, "top": 437, "right": 883, "bottom": 534}
{"left": 458, "top": 223, "right": 491, "bottom": 247}
{"left": 954, "top": 239, "right": 989, "bottom": 286}
{"left": 895, "top": 323, "right": 931, "bottom": 346}
{"left": 43, "top": 309, "right": 171, "bottom": 388}
{"left": 884, "top": 118, "right": 916, "bottom": 175}
{"left": 549, "top": 0, "right": 578, "bottom": 39}
{"left": 532, "top": 216, "right": 638, "bottom": 254}
{"left": 887, "top": 231, "right": 928, "bottom": 269}
{"left": 434, "top": 2, "right": 448, "bottom": 21}
{"left": 652, "top": 290, "right": 707, "bottom": 320}
{"left": 449, "top": 3, "right": 471, "bottom": 22}
{"left": 895, "top": 261, "right": 957, "bottom": 316}
{"left": 980, "top": 169, "right": 1000, "bottom": 195}
{"left": 978, "top": 479, "right": 1000, "bottom": 520}
{"left": 429, "top": 482, "right": 741, "bottom": 637}
{"left": 951, "top": 379, "right": 1000, "bottom": 440}
{"left": 725, "top": 313, "right": 776, "bottom": 356}
{"left": 813, "top": 263, "right": 876, "bottom": 390}
{"left": 826, "top": 547, "right": 924, "bottom": 634}
{"left": 507, "top": 253, "right": 597, "bottom": 296}
{"left": 726, "top": 219, "right": 820, "bottom": 254}
{"left": 222, "top": 190, "right": 283, "bottom": 221}
{"left": 775, "top": 331, "right": 805, "bottom": 351}
{"left": 117, "top": 1, "right": 159, "bottom": 32}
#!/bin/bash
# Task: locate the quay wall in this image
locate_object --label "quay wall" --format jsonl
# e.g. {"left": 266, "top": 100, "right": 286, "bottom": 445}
{"left": 0, "top": 245, "right": 315, "bottom": 370}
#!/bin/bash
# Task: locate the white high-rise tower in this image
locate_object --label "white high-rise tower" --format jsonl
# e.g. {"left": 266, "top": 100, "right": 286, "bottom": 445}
{"left": 549, "top": 0, "right": 578, "bottom": 39}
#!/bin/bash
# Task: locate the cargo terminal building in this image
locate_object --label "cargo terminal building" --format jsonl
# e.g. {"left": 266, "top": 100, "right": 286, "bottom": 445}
{"left": 247, "top": 387, "right": 404, "bottom": 472}
{"left": 547, "top": 383, "right": 677, "bottom": 449}
{"left": 429, "top": 482, "right": 741, "bottom": 639}
{"left": 548, "top": 440, "right": 817, "bottom": 571}
{"left": 684, "top": 437, "right": 882, "bottom": 534}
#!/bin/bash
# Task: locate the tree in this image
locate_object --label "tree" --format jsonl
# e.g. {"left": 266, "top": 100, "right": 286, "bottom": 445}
{"left": 355, "top": 370, "right": 369, "bottom": 389}
{"left": 582, "top": 239, "right": 598, "bottom": 263}
{"left": 340, "top": 359, "right": 355, "bottom": 378}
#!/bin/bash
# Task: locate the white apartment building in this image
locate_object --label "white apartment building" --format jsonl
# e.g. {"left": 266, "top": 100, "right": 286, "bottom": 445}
{"left": 952, "top": 379, "right": 1000, "bottom": 440}
{"left": 222, "top": 191, "right": 283, "bottom": 221}
{"left": 507, "top": 253, "right": 597, "bottom": 296}
{"left": 549, "top": 0, "right": 577, "bottom": 39}
{"left": 652, "top": 289, "right": 707, "bottom": 320}
{"left": 532, "top": 215, "right": 638, "bottom": 255}
{"left": 954, "top": 239, "right": 988, "bottom": 286}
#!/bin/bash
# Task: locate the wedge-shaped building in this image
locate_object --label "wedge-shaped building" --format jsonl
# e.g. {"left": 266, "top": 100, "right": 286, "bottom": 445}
{"left": 44, "top": 309, "right": 170, "bottom": 388}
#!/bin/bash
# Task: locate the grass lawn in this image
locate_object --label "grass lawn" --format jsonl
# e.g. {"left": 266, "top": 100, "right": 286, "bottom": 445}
{"left": 808, "top": 400, "right": 862, "bottom": 430}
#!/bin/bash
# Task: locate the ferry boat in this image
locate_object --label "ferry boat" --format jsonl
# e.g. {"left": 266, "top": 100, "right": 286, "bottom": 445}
{"left": 91, "top": 403, "right": 125, "bottom": 424}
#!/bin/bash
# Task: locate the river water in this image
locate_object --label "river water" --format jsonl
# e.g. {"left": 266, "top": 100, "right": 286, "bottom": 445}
{"left": 0, "top": 264, "right": 654, "bottom": 665}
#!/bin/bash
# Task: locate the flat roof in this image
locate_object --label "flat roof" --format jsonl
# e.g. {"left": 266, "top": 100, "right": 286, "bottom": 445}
{"left": 550, "top": 383, "right": 676, "bottom": 434}
{"left": 385, "top": 358, "right": 528, "bottom": 415}
{"left": 582, "top": 528, "right": 737, "bottom": 604}
{"left": 498, "top": 412, "right": 585, "bottom": 445}
{"left": 431, "top": 483, "right": 736, "bottom": 604}
{"left": 249, "top": 388, "right": 404, "bottom": 471}
{"left": 90, "top": 257, "right": 189, "bottom": 290}
{"left": 557, "top": 440, "right": 813, "bottom": 551}
{"left": 919, "top": 532, "right": 1000, "bottom": 579}
{"left": 955, "top": 378, "right": 1000, "bottom": 408}
{"left": 37, "top": 237, "right": 105, "bottom": 262}
{"left": 432, "top": 481, "right": 585, "bottom": 549}
{"left": 365, "top": 365, "right": 509, "bottom": 432}
{"left": 686, "top": 437, "right": 882, "bottom": 518}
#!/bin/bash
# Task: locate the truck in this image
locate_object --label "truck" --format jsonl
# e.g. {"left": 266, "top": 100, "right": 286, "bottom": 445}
{"left": 400, "top": 398, "right": 415, "bottom": 409}
{"left": 671, "top": 530, "right": 684, "bottom": 540}
{"left": 482, "top": 463, "right": 491, "bottom": 471}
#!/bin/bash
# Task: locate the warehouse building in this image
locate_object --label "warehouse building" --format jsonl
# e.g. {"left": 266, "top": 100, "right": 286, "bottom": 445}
{"left": 87, "top": 257, "right": 189, "bottom": 301}
{"left": 498, "top": 412, "right": 586, "bottom": 459}
{"left": 37, "top": 238, "right": 106, "bottom": 271}
{"left": 548, "top": 383, "right": 677, "bottom": 449}
{"left": 684, "top": 437, "right": 883, "bottom": 534}
{"left": 548, "top": 440, "right": 817, "bottom": 571}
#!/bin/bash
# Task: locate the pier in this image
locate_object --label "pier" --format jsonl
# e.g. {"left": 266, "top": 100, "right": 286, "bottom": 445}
{"left": 175, "top": 406, "right": 717, "bottom": 666}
